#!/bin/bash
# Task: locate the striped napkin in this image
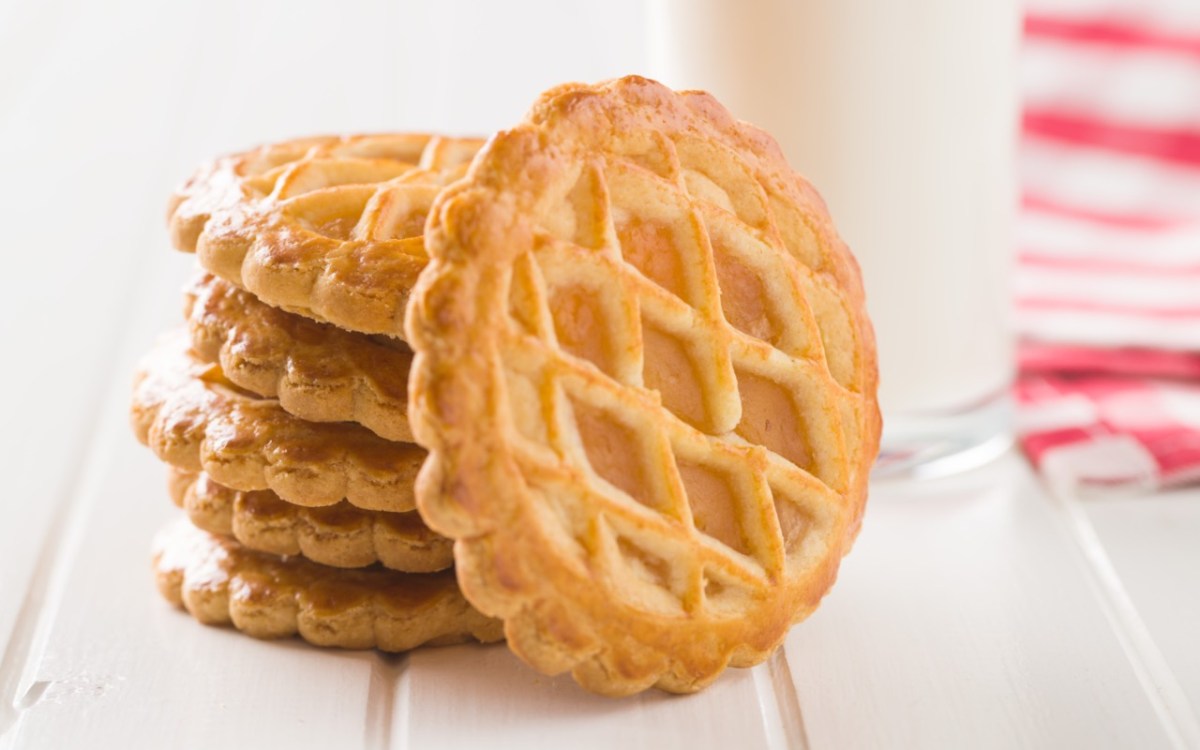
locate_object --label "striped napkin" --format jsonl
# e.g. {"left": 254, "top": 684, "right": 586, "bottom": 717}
{"left": 1016, "top": 0, "right": 1200, "bottom": 489}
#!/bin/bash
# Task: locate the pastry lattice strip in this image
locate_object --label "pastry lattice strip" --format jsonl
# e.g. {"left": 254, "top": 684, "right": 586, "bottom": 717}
{"left": 494, "top": 137, "right": 864, "bottom": 614}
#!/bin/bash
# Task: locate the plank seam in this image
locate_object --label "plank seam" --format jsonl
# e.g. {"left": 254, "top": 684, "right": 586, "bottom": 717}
{"left": 0, "top": 149, "right": 184, "bottom": 750}
{"left": 0, "top": 352, "right": 127, "bottom": 742}
{"left": 753, "top": 647, "right": 810, "bottom": 750}
{"left": 365, "top": 654, "right": 405, "bottom": 750}
{"left": 1044, "top": 474, "right": 1200, "bottom": 750}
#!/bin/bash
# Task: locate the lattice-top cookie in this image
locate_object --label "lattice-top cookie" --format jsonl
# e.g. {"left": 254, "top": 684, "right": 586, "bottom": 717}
{"left": 153, "top": 519, "right": 500, "bottom": 651}
{"left": 131, "top": 330, "right": 424, "bottom": 512}
{"left": 406, "top": 77, "right": 880, "bottom": 696}
{"left": 185, "top": 273, "right": 413, "bottom": 441}
{"left": 168, "top": 133, "right": 483, "bottom": 337}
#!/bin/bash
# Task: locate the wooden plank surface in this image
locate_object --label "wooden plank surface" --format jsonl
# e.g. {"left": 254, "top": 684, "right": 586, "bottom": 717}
{"left": 0, "top": 1, "right": 410, "bottom": 733}
{"left": 0, "top": 0, "right": 198, "bottom": 703}
{"left": 785, "top": 453, "right": 1175, "bottom": 750}
{"left": 1083, "top": 489, "right": 1200, "bottom": 727}
{"left": 2, "top": 1, "right": 1198, "bottom": 748}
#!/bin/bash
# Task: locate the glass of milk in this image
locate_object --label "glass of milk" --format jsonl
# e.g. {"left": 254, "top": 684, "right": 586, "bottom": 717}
{"left": 649, "top": 0, "right": 1020, "bottom": 478}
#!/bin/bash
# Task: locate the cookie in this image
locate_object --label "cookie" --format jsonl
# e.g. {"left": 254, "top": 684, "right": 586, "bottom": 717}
{"left": 184, "top": 273, "right": 413, "bottom": 441}
{"left": 167, "top": 468, "right": 453, "bottom": 572}
{"left": 168, "top": 133, "right": 482, "bottom": 337}
{"left": 153, "top": 519, "right": 500, "bottom": 650}
{"left": 405, "top": 77, "right": 880, "bottom": 695}
{"left": 131, "top": 330, "right": 423, "bottom": 511}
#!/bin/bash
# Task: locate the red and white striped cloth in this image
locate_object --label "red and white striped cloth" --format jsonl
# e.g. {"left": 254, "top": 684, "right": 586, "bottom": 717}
{"left": 1017, "top": 0, "right": 1200, "bottom": 489}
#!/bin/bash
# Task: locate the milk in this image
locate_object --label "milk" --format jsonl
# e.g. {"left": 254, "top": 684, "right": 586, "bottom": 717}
{"left": 650, "top": 0, "right": 1020, "bottom": 472}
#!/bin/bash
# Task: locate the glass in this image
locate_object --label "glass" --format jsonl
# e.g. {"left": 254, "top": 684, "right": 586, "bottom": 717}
{"left": 650, "top": 0, "right": 1020, "bottom": 478}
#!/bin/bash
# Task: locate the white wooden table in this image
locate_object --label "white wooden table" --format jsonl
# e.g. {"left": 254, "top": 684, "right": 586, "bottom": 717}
{"left": 2, "top": 1, "right": 1198, "bottom": 747}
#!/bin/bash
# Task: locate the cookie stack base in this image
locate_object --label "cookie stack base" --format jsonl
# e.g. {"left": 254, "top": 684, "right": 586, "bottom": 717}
{"left": 153, "top": 519, "right": 501, "bottom": 651}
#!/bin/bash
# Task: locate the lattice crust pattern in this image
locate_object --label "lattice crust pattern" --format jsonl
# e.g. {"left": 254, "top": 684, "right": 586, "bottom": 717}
{"left": 167, "top": 469, "right": 453, "bottom": 573}
{"left": 153, "top": 519, "right": 502, "bottom": 650}
{"left": 184, "top": 272, "right": 414, "bottom": 441}
{"left": 131, "top": 330, "right": 425, "bottom": 512}
{"left": 167, "top": 133, "right": 484, "bottom": 337}
{"left": 407, "top": 77, "right": 880, "bottom": 696}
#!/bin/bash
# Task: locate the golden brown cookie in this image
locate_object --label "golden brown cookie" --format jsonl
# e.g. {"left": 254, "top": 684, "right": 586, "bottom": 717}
{"left": 153, "top": 519, "right": 501, "bottom": 650}
{"left": 131, "top": 330, "right": 423, "bottom": 511}
{"left": 168, "top": 133, "right": 482, "bottom": 337}
{"left": 406, "top": 77, "right": 880, "bottom": 696}
{"left": 167, "top": 468, "right": 453, "bottom": 572}
{"left": 184, "top": 273, "right": 413, "bottom": 441}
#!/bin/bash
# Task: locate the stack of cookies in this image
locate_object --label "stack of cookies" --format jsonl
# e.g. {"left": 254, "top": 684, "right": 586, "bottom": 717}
{"left": 131, "top": 77, "right": 881, "bottom": 696}
{"left": 132, "top": 134, "right": 504, "bottom": 650}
